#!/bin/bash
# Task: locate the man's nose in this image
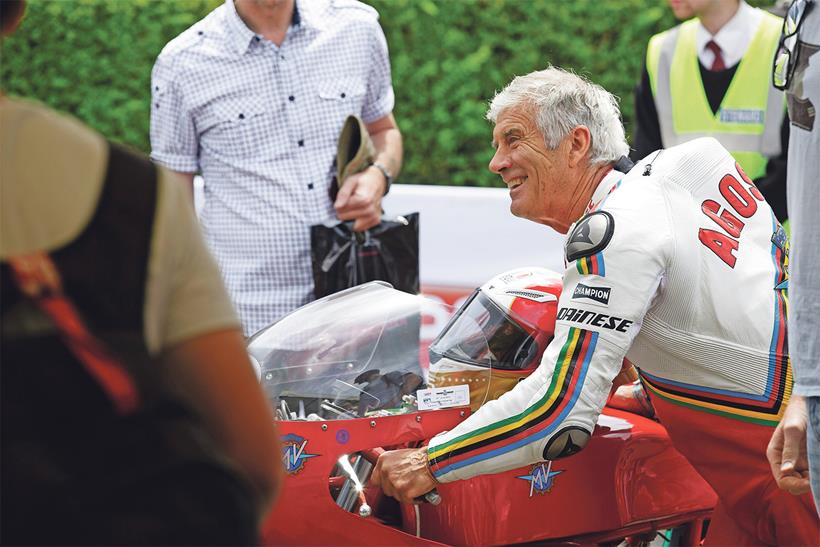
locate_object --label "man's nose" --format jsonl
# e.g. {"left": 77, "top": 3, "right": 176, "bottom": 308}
{"left": 488, "top": 148, "right": 510, "bottom": 174}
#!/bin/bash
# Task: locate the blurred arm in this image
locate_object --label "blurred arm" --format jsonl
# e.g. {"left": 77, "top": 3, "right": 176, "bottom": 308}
{"left": 147, "top": 168, "right": 282, "bottom": 517}
{"left": 159, "top": 329, "right": 283, "bottom": 513}
{"left": 173, "top": 171, "right": 196, "bottom": 199}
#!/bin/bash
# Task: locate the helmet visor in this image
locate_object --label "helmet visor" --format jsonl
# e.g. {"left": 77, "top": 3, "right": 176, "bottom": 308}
{"left": 430, "top": 290, "right": 539, "bottom": 371}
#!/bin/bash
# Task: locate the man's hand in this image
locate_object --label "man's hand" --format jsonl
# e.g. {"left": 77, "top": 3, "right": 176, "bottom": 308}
{"left": 767, "top": 395, "right": 811, "bottom": 495}
{"left": 370, "top": 447, "right": 438, "bottom": 504}
{"left": 334, "top": 165, "right": 385, "bottom": 232}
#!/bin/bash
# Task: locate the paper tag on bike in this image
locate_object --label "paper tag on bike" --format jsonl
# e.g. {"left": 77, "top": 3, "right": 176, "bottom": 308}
{"left": 417, "top": 384, "right": 470, "bottom": 410}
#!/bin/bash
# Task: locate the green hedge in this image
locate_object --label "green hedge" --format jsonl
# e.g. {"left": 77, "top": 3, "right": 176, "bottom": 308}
{"left": 0, "top": 0, "right": 771, "bottom": 187}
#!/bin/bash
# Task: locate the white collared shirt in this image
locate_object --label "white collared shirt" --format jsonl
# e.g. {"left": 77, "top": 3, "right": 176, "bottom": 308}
{"left": 695, "top": 0, "right": 764, "bottom": 68}
{"left": 150, "top": 0, "right": 395, "bottom": 335}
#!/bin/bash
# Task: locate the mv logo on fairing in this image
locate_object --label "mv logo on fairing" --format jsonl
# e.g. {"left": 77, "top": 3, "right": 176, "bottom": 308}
{"left": 281, "top": 434, "right": 319, "bottom": 475}
{"left": 516, "top": 461, "right": 563, "bottom": 497}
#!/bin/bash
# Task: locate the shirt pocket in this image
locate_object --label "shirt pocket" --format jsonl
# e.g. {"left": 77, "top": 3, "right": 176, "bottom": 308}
{"left": 202, "top": 96, "right": 271, "bottom": 159}
{"left": 318, "top": 78, "right": 366, "bottom": 113}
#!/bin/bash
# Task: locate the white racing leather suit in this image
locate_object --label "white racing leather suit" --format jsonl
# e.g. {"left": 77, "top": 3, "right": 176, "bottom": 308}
{"left": 428, "top": 136, "right": 791, "bottom": 480}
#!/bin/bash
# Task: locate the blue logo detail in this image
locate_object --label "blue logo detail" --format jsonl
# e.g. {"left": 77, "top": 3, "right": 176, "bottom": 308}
{"left": 336, "top": 429, "right": 350, "bottom": 445}
{"left": 771, "top": 224, "right": 789, "bottom": 255}
{"left": 719, "top": 108, "right": 764, "bottom": 124}
{"left": 281, "top": 434, "right": 319, "bottom": 475}
{"left": 516, "top": 461, "right": 563, "bottom": 497}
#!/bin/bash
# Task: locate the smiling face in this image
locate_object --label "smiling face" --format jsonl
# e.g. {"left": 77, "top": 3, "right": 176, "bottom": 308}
{"left": 488, "top": 105, "right": 577, "bottom": 233}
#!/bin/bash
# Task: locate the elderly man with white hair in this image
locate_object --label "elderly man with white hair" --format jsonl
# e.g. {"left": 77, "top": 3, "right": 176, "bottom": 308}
{"left": 373, "top": 67, "right": 819, "bottom": 545}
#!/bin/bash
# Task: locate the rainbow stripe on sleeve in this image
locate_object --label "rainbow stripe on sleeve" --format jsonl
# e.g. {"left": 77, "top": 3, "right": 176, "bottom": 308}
{"left": 428, "top": 328, "right": 598, "bottom": 478}
{"left": 576, "top": 252, "right": 605, "bottom": 276}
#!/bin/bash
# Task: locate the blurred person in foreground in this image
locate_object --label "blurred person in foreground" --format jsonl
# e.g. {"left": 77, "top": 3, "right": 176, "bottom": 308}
{"left": 1, "top": 1, "right": 281, "bottom": 544}
{"left": 150, "top": 0, "right": 403, "bottom": 336}
{"left": 633, "top": 0, "right": 790, "bottom": 228}
{"left": 767, "top": 0, "right": 820, "bottom": 517}
{"left": 373, "top": 67, "right": 819, "bottom": 545}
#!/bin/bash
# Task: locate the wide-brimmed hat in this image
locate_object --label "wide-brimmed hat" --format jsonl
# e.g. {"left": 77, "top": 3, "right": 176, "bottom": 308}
{"left": 336, "top": 114, "right": 375, "bottom": 185}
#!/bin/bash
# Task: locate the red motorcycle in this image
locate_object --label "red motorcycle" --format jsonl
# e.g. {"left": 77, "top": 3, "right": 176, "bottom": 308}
{"left": 249, "top": 282, "right": 716, "bottom": 546}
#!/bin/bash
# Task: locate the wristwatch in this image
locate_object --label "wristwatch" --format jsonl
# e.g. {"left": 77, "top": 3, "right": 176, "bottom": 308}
{"left": 370, "top": 162, "right": 393, "bottom": 196}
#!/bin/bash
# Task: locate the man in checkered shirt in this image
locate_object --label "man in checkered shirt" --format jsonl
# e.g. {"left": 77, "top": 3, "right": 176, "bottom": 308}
{"left": 150, "top": 0, "right": 403, "bottom": 336}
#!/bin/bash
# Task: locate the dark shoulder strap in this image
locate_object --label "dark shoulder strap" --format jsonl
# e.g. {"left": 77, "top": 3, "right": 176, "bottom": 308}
{"left": 52, "top": 142, "right": 158, "bottom": 335}
{"left": 7, "top": 252, "right": 140, "bottom": 415}
{"left": 2, "top": 142, "right": 159, "bottom": 402}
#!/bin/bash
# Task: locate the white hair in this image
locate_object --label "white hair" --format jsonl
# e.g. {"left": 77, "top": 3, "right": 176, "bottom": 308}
{"left": 486, "top": 67, "right": 629, "bottom": 165}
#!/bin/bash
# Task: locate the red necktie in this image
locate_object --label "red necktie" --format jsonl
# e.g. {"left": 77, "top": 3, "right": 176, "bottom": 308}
{"left": 705, "top": 40, "right": 726, "bottom": 71}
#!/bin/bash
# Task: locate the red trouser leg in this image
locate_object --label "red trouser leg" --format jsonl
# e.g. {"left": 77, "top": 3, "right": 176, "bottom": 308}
{"left": 703, "top": 501, "right": 759, "bottom": 546}
{"left": 760, "top": 482, "right": 820, "bottom": 546}
{"left": 649, "top": 398, "right": 820, "bottom": 545}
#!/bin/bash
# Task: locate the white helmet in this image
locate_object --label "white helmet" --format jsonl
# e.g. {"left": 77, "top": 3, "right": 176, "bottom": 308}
{"left": 428, "top": 267, "right": 563, "bottom": 410}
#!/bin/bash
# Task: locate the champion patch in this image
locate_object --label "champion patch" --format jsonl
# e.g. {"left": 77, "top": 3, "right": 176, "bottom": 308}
{"left": 572, "top": 283, "right": 611, "bottom": 306}
{"left": 565, "top": 211, "right": 614, "bottom": 263}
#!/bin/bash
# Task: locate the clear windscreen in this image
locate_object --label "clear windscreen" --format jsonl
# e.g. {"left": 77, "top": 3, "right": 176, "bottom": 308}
{"left": 248, "top": 282, "right": 491, "bottom": 420}
{"left": 430, "top": 290, "right": 538, "bottom": 371}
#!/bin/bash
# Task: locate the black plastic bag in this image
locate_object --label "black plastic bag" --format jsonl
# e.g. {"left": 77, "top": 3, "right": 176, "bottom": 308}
{"left": 311, "top": 212, "right": 419, "bottom": 298}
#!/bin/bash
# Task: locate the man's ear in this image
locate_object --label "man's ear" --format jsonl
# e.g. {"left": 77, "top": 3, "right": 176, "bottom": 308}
{"left": 565, "top": 125, "right": 592, "bottom": 169}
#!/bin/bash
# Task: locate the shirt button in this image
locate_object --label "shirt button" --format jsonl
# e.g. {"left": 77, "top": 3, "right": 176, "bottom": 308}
{"left": 239, "top": 113, "right": 245, "bottom": 119}
{"left": 254, "top": 36, "right": 261, "bottom": 42}
{"left": 289, "top": 95, "right": 295, "bottom": 102}
{"left": 307, "top": 183, "right": 314, "bottom": 190}
{"left": 298, "top": 139, "right": 304, "bottom": 147}
{"left": 340, "top": 93, "right": 346, "bottom": 99}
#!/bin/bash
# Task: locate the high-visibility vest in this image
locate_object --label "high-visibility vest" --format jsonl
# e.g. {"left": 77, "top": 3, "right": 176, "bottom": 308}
{"left": 646, "top": 13, "right": 785, "bottom": 180}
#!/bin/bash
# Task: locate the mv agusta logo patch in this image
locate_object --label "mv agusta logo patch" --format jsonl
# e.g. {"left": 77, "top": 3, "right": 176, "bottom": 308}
{"left": 281, "top": 434, "right": 319, "bottom": 475}
{"left": 516, "top": 461, "right": 563, "bottom": 497}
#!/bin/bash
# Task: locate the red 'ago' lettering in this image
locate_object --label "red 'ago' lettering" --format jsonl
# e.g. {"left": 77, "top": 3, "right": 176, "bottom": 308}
{"left": 719, "top": 174, "right": 757, "bottom": 218}
{"left": 736, "top": 161, "right": 765, "bottom": 200}
{"left": 701, "top": 199, "right": 745, "bottom": 238}
{"left": 698, "top": 229, "right": 739, "bottom": 267}
{"left": 698, "top": 166, "right": 764, "bottom": 268}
